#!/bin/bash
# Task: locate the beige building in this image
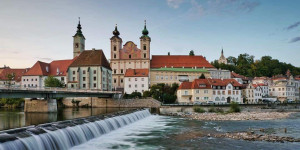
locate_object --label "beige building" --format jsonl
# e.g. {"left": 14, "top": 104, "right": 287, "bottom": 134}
{"left": 150, "top": 68, "right": 210, "bottom": 86}
{"left": 177, "top": 78, "right": 242, "bottom": 104}
{"left": 218, "top": 49, "right": 227, "bottom": 64}
{"left": 110, "top": 23, "right": 150, "bottom": 91}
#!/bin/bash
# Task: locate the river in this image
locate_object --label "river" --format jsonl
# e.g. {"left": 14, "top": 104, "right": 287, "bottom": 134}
{"left": 1, "top": 109, "right": 300, "bottom": 149}
{"left": 0, "top": 107, "right": 133, "bottom": 131}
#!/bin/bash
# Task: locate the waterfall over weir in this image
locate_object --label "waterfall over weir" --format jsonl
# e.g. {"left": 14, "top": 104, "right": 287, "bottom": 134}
{"left": 0, "top": 109, "right": 151, "bottom": 150}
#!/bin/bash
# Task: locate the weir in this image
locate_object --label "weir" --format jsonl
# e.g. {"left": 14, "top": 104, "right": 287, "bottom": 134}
{"left": 0, "top": 109, "right": 151, "bottom": 150}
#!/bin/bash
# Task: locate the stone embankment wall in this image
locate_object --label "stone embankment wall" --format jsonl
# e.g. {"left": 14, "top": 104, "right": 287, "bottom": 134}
{"left": 62, "top": 97, "right": 161, "bottom": 108}
{"left": 160, "top": 104, "right": 300, "bottom": 115}
{"left": 24, "top": 99, "right": 57, "bottom": 113}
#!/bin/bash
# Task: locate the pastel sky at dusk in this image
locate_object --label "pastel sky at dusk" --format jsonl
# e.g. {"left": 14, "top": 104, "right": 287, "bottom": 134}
{"left": 1, "top": 0, "right": 300, "bottom": 68}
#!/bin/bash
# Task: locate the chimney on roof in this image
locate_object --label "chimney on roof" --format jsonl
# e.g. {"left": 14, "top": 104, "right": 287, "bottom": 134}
{"left": 195, "top": 66, "right": 197, "bottom": 69}
{"left": 171, "top": 66, "right": 173, "bottom": 68}
{"left": 168, "top": 52, "right": 170, "bottom": 56}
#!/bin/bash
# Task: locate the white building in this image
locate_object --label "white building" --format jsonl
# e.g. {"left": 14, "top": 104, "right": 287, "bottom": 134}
{"left": 67, "top": 49, "right": 112, "bottom": 91}
{"left": 124, "top": 69, "right": 149, "bottom": 94}
{"left": 208, "top": 68, "right": 231, "bottom": 79}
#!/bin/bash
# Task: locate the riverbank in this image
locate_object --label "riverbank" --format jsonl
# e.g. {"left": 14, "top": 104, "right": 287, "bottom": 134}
{"left": 166, "top": 111, "right": 294, "bottom": 121}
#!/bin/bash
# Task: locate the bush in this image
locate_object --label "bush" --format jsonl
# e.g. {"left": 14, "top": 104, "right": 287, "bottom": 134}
{"left": 208, "top": 106, "right": 216, "bottom": 112}
{"left": 143, "top": 91, "right": 152, "bottom": 98}
{"left": 193, "top": 107, "right": 206, "bottom": 113}
{"left": 215, "top": 108, "right": 224, "bottom": 113}
{"left": 228, "top": 102, "right": 241, "bottom": 113}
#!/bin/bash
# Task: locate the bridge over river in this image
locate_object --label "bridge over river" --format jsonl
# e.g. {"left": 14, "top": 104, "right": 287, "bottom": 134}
{"left": 0, "top": 87, "right": 122, "bottom": 113}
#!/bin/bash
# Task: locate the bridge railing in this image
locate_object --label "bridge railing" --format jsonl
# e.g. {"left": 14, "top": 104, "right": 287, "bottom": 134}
{"left": 0, "top": 87, "right": 122, "bottom": 94}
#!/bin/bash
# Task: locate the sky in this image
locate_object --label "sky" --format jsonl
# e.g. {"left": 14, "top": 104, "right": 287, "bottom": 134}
{"left": 1, "top": 0, "right": 300, "bottom": 68}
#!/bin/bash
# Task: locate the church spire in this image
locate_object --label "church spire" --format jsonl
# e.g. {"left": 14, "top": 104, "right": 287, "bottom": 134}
{"left": 113, "top": 24, "right": 120, "bottom": 36}
{"left": 142, "top": 20, "right": 149, "bottom": 36}
{"left": 74, "top": 17, "right": 85, "bottom": 38}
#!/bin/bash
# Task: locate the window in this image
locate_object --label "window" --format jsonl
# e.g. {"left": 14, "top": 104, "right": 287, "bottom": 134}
{"left": 170, "top": 76, "right": 173, "bottom": 80}
{"left": 121, "top": 69, "right": 123, "bottom": 74}
{"left": 61, "top": 77, "right": 64, "bottom": 81}
{"left": 144, "top": 53, "right": 146, "bottom": 58}
{"left": 94, "top": 77, "right": 96, "bottom": 81}
{"left": 114, "top": 46, "right": 116, "bottom": 51}
{"left": 165, "top": 76, "right": 168, "bottom": 80}
{"left": 114, "top": 54, "right": 116, "bottom": 58}
{"left": 196, "top": 90, "right": 200, "bottom": 94}
{"left": 135, "top": 78, "right": 137, "bottom": 81}
{"left": 236, "top": 91, "right": 239, "bottom": 95}
{"left": 135, "top": 84, "right": 137, "bottom": 88}
{"left": 83, "top": 77, "right": 86, "bottom": 81}
{"left": 114, "top": 79, "right": 116, "bottom": 83}
{"left": 161, "top": 76, "right": 163, "bottom": 80}
{"left": 83, "top": 84, "right": 86, "bottom": 88}
{"left": 204, "top": 97, "right": 209, "bottom": 100}
{"left": 142, "top": 78, "right": 144, "bottom": 81}
{"left": 114, "top": 69, "right": 116, "bottom": 74}
{"left": 129, "top": 55, "right": 131, "bottom": 59}
{"left": 23, "top": 79, "right": 25, "bottom": 81}
{"left": 213, "top": 91, "right": 216, "bottom": 95}
{"left": 218, "top": 91, "right": 221, "bottom": 95}
{"left": 35, "top": 78, "right": 37, "bottom": 81}
{"left": 142, "top": 84, "right": 144, "bottom": 87}
{"left": 94, "top": 83, "right": 96, "bottom": 88}
{"left": 94, "top": 70, "right": 96, "bottom": 74}
{"left": 228, "top": 90, "right": 231, "bottom": 95}
{"left": 73, "top": 77, "right": 75, "bottom": 81}
{"left": 73, "top": 71, "right": 75, "bottom": 75}
{"left": 156, "top": 75, "right": 159, "bottom": 80}
{"left": 184, "top": 91, "right": 188, "bottom": 95}
{"left": 83, "top": 70, "right": 86, "bottom": 74}
{"left": 27, "top": 79, "right": 28, "bottom": 81}
{"left": 204, "top": 90, "right": 208, "bottom": 94}
{"left": 196, "top": 97, "right": 200, "bottom": 100}
{"left": 121, "top": 79, "right": 123, "bottom": 83}
{"left": 71, "top": 84, "right": 74, "bottom": 88}
{"left": 143, "top": 45, "right": 146, "bottom": 50}
{"left": 129, "top": 84, "right": 131, "bottom": 88}
{"left": 31, "top": 79, "right": 33, "bottom": 81}
{"left": 233, "top": 91, "right": 235, "bottom": 95}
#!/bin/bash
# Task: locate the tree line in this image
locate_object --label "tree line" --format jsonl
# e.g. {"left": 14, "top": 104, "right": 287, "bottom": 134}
{"left": 211, "top": 53, "right": 300, "bottom": 77}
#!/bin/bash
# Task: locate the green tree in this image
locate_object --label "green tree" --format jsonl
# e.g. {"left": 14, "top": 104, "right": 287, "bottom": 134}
{"left": 189, "top": 50, "right": 195, "bottom": 56}
{"left": 44, "top": 76, "right": 64, "bottom": 87}
{"left": 199, "top": 73, "right": 206, "bottom": 79}
{"left": 0, "top": 98, "right": 24, "bottom": 108}
{"left": 6, "top": 73, "right": 15, "bottom": 88}
{"left": 149, "top": 83, "right": 178, "bottom": 104}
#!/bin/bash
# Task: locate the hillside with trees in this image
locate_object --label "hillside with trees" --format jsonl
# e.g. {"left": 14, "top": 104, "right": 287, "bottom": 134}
{"left": 211, "top": 53, "right": 300, "bottom": 77}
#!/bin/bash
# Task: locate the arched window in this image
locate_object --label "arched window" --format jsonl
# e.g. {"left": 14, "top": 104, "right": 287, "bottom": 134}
{"left": 114, "top": 54, "right": 116, "bottom": 58}
{"left": 129, "top": 55, "right": 131, "bottom": 59}
{"left": 221, "top": 97, "right": 225, "bottom": 101}
{"left": 114, "top": 46, "right": 116, "bottom": 51}
{"left": 143, "top": 45, "right": 146, "bottom": 50}
{"left": 215, "top": 97, "right": 220, "bottom": 101}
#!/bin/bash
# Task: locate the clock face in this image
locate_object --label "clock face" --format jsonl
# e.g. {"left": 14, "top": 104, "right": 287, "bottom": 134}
{"left": 75, "top": 43, "right": 79, "bottom": 48}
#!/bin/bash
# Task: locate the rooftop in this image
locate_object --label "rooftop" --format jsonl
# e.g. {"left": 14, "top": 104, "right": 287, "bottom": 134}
{"left": 124, "top": 69, "right": 149, "bottom": 77}
{"left": 151, "top": 68, "right": 208, "bottom": 72}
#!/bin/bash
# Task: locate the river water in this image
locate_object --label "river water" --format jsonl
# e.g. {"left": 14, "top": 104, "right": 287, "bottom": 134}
{"left": 1, "top": 108, "right": 300, "bottom": 150}
{"left": 0, "top": 108, "right": 133, "bottom": 131}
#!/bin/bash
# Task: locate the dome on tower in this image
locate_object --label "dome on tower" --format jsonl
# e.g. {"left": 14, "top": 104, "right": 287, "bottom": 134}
{"left": 113, "top": 24, "right": 120, "bottom": 36}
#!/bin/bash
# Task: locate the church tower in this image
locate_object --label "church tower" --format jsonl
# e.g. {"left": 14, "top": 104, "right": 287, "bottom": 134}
{"left": 140, "top": 20, "right": 151, "bottom": 59}
{"left": 73, "top": 18, "right": 85, "bottom": 58}
{"left": 110, "top": 24, "right": 122, "bottom": 60}
{"left": 218, "top": 48, "right": 227, "bottom": 64}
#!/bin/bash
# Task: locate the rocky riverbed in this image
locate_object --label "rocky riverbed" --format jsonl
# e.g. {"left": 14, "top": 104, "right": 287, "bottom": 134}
{"left": 166, "top": 111, "right": 294, "bottom": 121}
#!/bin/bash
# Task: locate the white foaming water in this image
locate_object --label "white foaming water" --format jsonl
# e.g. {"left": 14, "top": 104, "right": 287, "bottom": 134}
{"left": 0, "top": 109, "right": 152, "bottom": 150}
{"left": 71, "top": 115, "right": 171, "bottom": 150}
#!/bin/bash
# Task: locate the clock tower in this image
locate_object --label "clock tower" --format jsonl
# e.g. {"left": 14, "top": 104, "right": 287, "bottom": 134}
{"left": 73, "top": 18, "right": 85, "bottom": 58}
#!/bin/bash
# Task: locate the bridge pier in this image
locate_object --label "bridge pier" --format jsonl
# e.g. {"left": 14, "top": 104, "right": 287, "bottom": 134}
{"left": 24, "top": 99, "right": 57, "bottom": 113}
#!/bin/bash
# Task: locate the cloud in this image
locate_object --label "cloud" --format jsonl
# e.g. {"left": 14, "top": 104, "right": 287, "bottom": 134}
{"left": 289, "top": 37, "right": 300, "bottom": 43}
{"left": 167, "top": 0, "right": 184, "bottom": 9}
{"left": 286, "top": 21, "right": 300, "bottom": 30}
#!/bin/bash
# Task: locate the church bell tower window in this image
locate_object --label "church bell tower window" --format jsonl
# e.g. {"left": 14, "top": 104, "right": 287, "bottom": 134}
{"left": 114, "top": 46, "right": 116, "bottom": 51}
{"left": 143, "top": 45, "right": 146, "bottom": 50}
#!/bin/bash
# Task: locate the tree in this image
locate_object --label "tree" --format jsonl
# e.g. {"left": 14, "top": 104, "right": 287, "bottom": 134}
{"left": 199, "top": 73, "right": 206, "bottom": 79}
{"left": 150, "top": 83, "right": 178, "bottom": 104}
{"left": 189, "top": 50, "right": 195, "bottom": 56}
{"left": 44, "top": 76, "right": 64, "bottom": 87}
{"left": 143, "top": 91, "right": 152, "bottom": 98}
{"left": 6, "top": 73, "right": 15, "bottom": 88}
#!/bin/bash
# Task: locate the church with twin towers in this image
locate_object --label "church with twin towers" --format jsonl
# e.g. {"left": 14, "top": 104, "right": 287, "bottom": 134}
{"left": 72, "top": 19, "right": 151, "bottom": 91}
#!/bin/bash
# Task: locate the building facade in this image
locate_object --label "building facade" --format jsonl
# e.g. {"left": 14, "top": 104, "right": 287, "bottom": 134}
{"left": 177, "top": 78, "right": 242, "bottom": 104}
{"left": 67, "top": 50, "right": 112, "bottom": 91}
{"left": 110, "top": 23, "right": 150, "bottom": 91}
{"left": 124, "top": 69, "right": 149, "bottom": 94}
{"left": 208, "top": 68, "right": 231, "bottom": 79}
{"left": 0, "top": 68, "right": 27, "bottom": 88}
{"left": 218, "top": 49, "right": 227, "bottom": 64}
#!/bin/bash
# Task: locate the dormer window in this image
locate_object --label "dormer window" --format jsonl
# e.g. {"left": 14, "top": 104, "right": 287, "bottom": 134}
{"left": 46, "top": 66, "right": 49, "bottom": 73}
{"left": 199, "top": 84, "right": 206, "bottom": 87}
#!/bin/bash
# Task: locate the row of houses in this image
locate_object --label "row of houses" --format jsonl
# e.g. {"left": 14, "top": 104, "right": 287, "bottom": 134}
{"left": 177, "top": 70, "right": 300, "bottom": 104}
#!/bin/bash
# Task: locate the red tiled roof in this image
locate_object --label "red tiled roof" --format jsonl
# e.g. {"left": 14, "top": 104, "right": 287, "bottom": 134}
{"left": 23, "top": 61, "right": 50, "bottom": 76}
{"left": 24, "top": 58, "right": 76, "bottom": 76}
{"left": 124, "top": 69, "right": 149, "bottom": 77}
{"left": 178, "top": 82, "right": 193, "bottom": 89}
{"left": 0, "top": 68, "right": 28, "bottom": 82}
{"left": 178, "top": 78, "right": 242, "bottom": 90}
{"left": 69, "top": 50, "right": 111, "bottom": 69}
{"left": 150, "top": 55, "right": 214, "bottom": 68}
